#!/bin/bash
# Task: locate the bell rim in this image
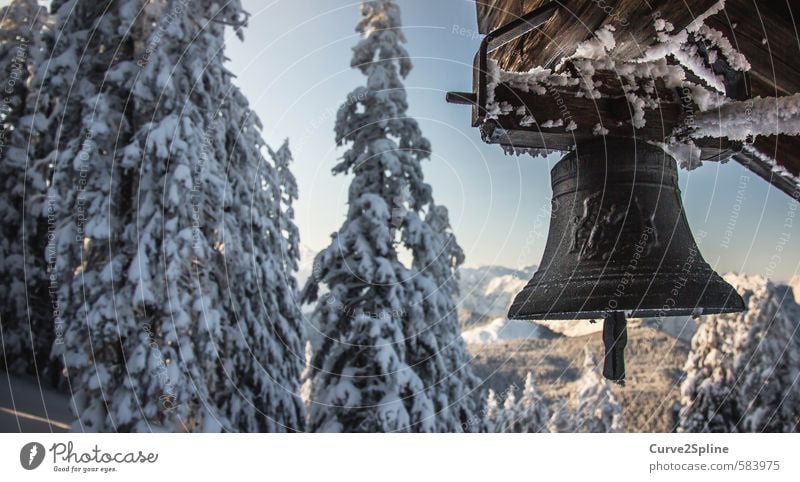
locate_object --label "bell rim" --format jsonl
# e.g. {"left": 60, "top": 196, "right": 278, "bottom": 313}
{"left": 508, "top": 271, "right": 747, "bottom": 320}
{"left": 507, "top": 305, "right": 746, "bottom": 321}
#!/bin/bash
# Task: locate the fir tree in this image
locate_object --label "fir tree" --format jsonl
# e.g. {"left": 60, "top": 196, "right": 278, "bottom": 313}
{"left": 678, "top": 292, "right": 742, "bottom": 433}
{"left": 485, "top": 374, "right": 549, "bottom": 433}
{"left": 211, "top": 94, "right": 306, "bottom": 432}
{"left": 512, "top": 373, "right": 550, "bottom": 433}
{"left": 404, "top": 204, "right": 484, "bottom": 431}
{"left": 493, "top": 384, "right": 519, "bottom": 432}
{"left": 548, "top": 398, "right": 574, "bottom": 433}
{"left": 572, "top": 348, "right": 623, "bottom": 432}
{"left": 0, "top": 0, "right": 54, "bottom": 378}
{"left": 733, "top": 280, "right": 800, "bottom": 432}
{"left": 484, "top": 388, "right": 501, "bottom": 431}
{"left": 679, "top": 275, "right": 800, "bottom": 432}
{"left": 304, "top": 0, "right": 436, "bottom": 432}
{"left": 303, "top": 0, "right": 480, "bottom": 432}
{"left": 46, "top": 0, "right": 304, "bottom": 432}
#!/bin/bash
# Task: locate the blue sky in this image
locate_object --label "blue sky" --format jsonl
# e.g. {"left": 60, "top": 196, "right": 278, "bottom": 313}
{"left": 222, "top": 0, "right": 799, "bottom": 282}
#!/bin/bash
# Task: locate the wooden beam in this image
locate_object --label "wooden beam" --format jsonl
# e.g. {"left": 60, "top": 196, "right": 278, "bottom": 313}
{"left": 752, "top": 136, "right": 800, "bottom": 179}
{"left": 477, "top": 0, "right": 721, "bottom": 71}
{"left": 733, "top": 148, "right": 800, "bottom": 201}
{"left": 704, "top": 0, "right": 800, "bottom": 99}
{"left": 482, "top": 82, "right": 684, "bottom": 151}
{"left": 471, "top": 0, "right": 800, "bottom": 200}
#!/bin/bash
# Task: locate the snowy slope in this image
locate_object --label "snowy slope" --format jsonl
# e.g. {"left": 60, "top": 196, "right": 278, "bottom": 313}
{"left": 296, "top": 243, "right": 318, "bottom": 288}
{"left": 461, "top": 317, "right": 559, "bottom": 344}
{"left": 457, "top": 265, "right": 534, "bottom": 326}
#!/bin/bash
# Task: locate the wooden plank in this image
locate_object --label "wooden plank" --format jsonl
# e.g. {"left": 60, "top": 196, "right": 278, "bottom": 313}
{"left": 752, "top": 136, "right": 800, "bottom": 179}
{"left": 704, "top": 0, "right": 800, "bottom": 98}
{"left": 472, "top": 0, "right": 800, "bottom": 200}
{"left": 484, "top": 82, "right": 684, "bottom": 150}
{"left": 733, "top": 149, "right": 800, "bottom": 201}
{"left": 606, "top": 0, "right": 721, "bottom": 61}
{"left": 476, "top": 0, "right": 721, "bottom": 71}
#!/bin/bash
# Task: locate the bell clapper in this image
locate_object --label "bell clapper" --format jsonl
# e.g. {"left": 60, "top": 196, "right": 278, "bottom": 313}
{"left": 602, "top": 311, "right": 627, "bottom": 386}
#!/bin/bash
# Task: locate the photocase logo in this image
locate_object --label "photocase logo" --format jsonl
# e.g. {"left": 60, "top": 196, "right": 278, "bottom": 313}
{"left": 20, "top": 442, "right": 45, "bottom": 470}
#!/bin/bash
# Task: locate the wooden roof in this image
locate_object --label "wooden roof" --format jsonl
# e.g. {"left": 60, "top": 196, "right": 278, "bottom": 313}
{"left": 470, "top": 0, "right": 800, "bottom": 199}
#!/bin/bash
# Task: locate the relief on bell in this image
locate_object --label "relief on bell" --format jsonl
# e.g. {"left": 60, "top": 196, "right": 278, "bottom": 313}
{"left": 569, "top": 192, "right": 659, "bottom": 262}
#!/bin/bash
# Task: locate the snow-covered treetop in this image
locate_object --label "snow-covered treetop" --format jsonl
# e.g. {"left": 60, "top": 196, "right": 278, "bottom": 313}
{"left": 334, "top": 0, "right": 432, "bottom": 210}
{"left": 353, "top": 1, "right": 410, "bottom": 76}
{"left": 573, "top": 347, "right": 624, "bottom": 432}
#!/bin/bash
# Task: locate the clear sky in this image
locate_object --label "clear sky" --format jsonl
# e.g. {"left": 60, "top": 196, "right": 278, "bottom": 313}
{"left": 9, "top": 0, "right": 797, "bottom": 282}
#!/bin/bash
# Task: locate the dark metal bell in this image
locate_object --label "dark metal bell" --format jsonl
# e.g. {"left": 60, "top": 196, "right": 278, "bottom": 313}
{"left": 508, "top": 138, "right": 745, "bottom": 383}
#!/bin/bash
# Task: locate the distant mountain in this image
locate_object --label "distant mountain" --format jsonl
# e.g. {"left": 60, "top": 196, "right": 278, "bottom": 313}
{"left": 461, "top": 317, "right": 560, "bottom": 344}
{"left": 791, "top": 275, "right": 800, "bottom": 304}
{"left": 457, "top": 265, "right": 535, "bottom": 327}
{"left": 457, "top": 267, "right": 799, "bottom": 345}
{"left": 296, "top": 243, "right": 318, "bottom": 288}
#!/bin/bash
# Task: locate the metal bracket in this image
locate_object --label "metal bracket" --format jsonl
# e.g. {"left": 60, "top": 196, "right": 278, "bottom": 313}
{"left": 446, "top": 1, "right": 560, "bottom": 117}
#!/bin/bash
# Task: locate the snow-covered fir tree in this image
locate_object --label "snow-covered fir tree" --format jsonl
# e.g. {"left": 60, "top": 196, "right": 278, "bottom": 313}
{"left": 548, "top": 398, "right": 574, "bottom": 433}
{"left": 211, "top": 94, "right": 306, "bottom": 432}
{"left": 303, "top": 0, "right": 478, "bottom": 432}
{"left": 484, "top": 388, "right": 501, "bottom": 431}
{"left": 485, "top": 374, "right": 549, "bottom": 432}
{"left": 512, "top": 373, "right": 550, "bottom": 432}
{"left": 404, "top": 204, "right": 484, "bottom": 431}
{"left": 679, "top": 275, "right": 800, "bottom": 432}
{"left": 572, "top": 348, "right": 624, "bottom": 432}
{"left": 46, "top": 0, "right": 304, "bottom": 432}
{"left": 0, "top": 0, "right": 54, "bottom": 377}
{"left": 493, "top": 384, "right": 519, "bottom": 432}
{"left": 677, "top": 295, "right": 740, "bottom": 432}
{"left": 269, "top": 139, "right": 302, "bottom": 289}
{"left": 733, "top": 278, "right": 800, "bottom": 432}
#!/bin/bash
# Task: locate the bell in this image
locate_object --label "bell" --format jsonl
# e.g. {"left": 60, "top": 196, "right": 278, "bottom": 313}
{"left": 509, "top": 138, "right": 745, "bottom": 383}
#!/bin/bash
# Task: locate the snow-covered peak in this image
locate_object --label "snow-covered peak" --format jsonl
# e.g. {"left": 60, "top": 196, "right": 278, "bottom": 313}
{"left": 458, "top": 265, "right": 534, "bottom": 325}
{"left": 461, "top": 317, "right": 559, "bottom": 344}
{"left": 296, "top": 243, "right": 318, "bottom": 286}
{"left": 790, "top": 275, "right": 800, "bottom": 304}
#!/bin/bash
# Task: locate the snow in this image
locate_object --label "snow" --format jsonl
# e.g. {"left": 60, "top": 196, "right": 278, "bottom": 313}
{"left": 570, "top": 25, "right": 616, "bottom": 60}
{"left": 673, "top": 47, "right": 726, "bottom": 93}
{"left": 653, "top": 139, "right": 703, "bottom": 169}
{"left": 686, "top": 0, "right": 726, "bottom": 33}
{"left": 692, "top": 93, "right": 800, "bottom": 140}
{"left": 697, "top": 25, "right": 750, "bottom": 71}
{"left": 461, "top": 317, "right": 553, "bottom": 344}
{"left": 304, "top": 0, "right": 482, "bottom": 433}
{"left": 679, "top": 273, "right": 800, "bottom": 432}
{"left": 535, "top": 318, "right": 603, "bottom": 338}
{"left": 592, "top": 123, "right": 609, "bottom": 136}
{"left": 457, "top": 265, "right": 532, "bottom": 323}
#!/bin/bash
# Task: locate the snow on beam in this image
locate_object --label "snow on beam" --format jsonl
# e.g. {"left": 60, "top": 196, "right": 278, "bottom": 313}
{"left": 475, "top": 0, "right": 723, "bottom": 72}
{"left": 689, "top": 93, "right": 800, "bottom": 140}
